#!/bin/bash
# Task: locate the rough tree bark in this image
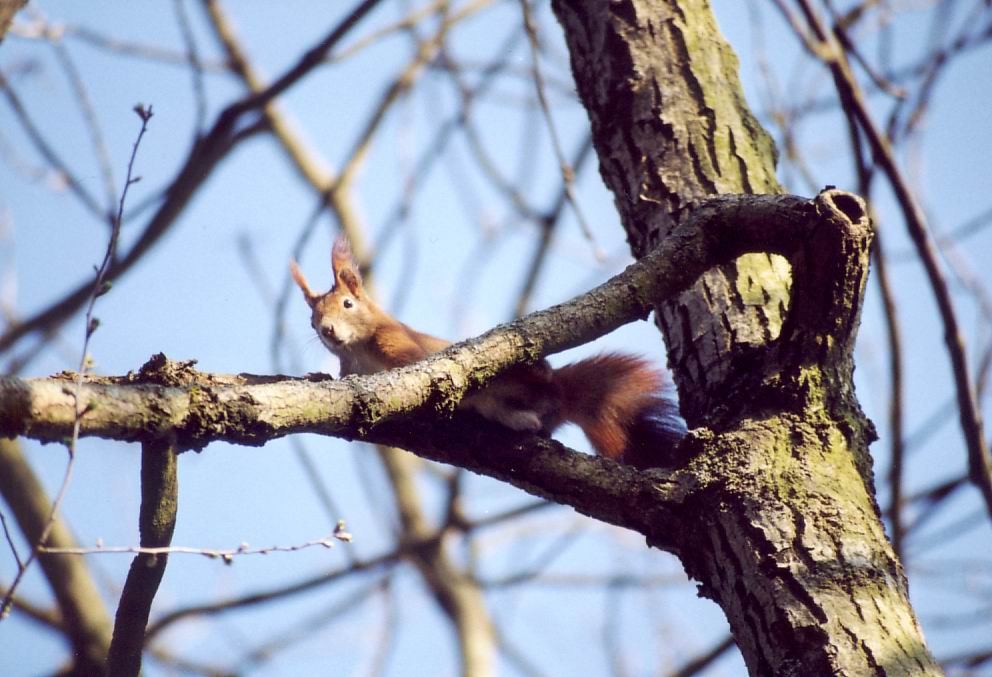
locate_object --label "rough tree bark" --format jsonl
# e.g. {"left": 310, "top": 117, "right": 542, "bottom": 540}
{"left": 552, "top": 0, "right": 787, "bottom": 418}
{"left": 1, "top": 190, "right": 941, "bottom": 675}
{"left": 0, "top": 2, "right": 946, "bottom": 675}
{"left": 552, "top": 1, "right": 940, "bottom": 674}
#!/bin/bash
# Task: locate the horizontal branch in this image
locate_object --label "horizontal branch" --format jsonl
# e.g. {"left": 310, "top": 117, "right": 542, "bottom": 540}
{"left": 0, "top": 193, "right": 842, "bottom": 443}
{"left": 0, "top": 191, "right": 865, "bottom": 538}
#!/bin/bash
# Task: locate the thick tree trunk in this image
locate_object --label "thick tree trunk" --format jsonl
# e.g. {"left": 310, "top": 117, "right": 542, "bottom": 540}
{"left": 552, "top": 1, "right": 942, "bottom": 674}
{"left": 0, "top": 3, "right": 946, "bottom": 673}
{"left": 0, "top": 194, "right": 938, "bottom": 675}
{"left": 552, "top": 0, "right": 787, "bottom": 420}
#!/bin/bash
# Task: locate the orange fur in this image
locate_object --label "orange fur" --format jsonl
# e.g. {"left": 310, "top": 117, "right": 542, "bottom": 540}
{"left": 291, "top": 237, "right": 683, "bottom": 468}
{"left": 371, "top": 323, "right": 435, "bottom": 368}
{"left": 552, "top": 354, "right": 663, "bottom": 461}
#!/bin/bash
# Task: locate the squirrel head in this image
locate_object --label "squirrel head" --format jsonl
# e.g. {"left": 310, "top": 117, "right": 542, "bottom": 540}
{"left": 290, "top": 236, "right": 381, "bottom": 353}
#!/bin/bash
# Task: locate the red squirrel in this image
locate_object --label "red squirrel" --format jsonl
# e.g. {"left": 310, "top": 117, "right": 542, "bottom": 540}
{"left": 290, "top": 237, "right": 684, "bottom": 469}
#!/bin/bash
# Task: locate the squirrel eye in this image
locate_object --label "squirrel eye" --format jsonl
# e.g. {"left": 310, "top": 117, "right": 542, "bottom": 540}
{"left": 343, "top": 298, "right": 354, "bottom": 309}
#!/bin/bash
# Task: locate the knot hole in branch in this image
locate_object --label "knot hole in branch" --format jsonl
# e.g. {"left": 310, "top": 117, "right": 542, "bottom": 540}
{"left": 816, "top": 188, "right": 868, "bottom": 227}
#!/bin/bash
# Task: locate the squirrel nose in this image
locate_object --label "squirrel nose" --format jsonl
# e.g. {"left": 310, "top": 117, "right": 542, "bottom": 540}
{"left": 321, "top": 326, "right": 335, "bottom": 340}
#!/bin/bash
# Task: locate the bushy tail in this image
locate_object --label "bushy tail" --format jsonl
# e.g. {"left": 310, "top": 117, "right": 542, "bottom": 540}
{"left": 552, "top": 353, "right": 685, "bottom": 470}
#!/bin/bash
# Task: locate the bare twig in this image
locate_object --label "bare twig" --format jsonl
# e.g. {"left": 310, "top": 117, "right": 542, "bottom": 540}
{"left": 330, "top": 0, "right": 451, "bottom": 63}
{"left": 0, "top": 104, "right": 153, "bottom": 622}
{"left": 223, "top": 0, "right": 386, "bottom": 118}
{"left": 0, "top": 508, "right": 22, "bottom": 569}
{"left": 0, "top": 70, "right": 104, "bottom": 218}
{"left": 143, "top": 498, "right": 552, "bottom": 644}
{"left": 791, "top": 0, "right": 992, "bottom": 519}
{"left": 173, "top": 0, "right": 208, "bottom": 135}
{"left": 13, "top": 20, "right": 228, "bottom": 71}
{"left": 144, "top": 542, "right": 399, "bottom": 643}
{"left": 0, "top": 0, "right": 382, "bottom": 356}
{"left": 370, "top": 27, "right": 525, "bottom": 263}
{"left": 43, "top": 526, "right": 353, "bottom": 562}
{"left": 824, "top": 0, "right": 906, "bottom": 99}
{"left": 0, "top": 581, "right": 63, "bottom": 631}
{"left": 669, "top": 635, "right": 737, "bottom": 677}
{"left": 368, "top": 577, "right": 399, "bottom": 677}
{"left": 518, "top": 0, "right": 599, "bottom": 257}
{"left": 514, "top": 134, "right": 594, "bottom": 318}
{"left": 940, "top": 646, "right": 992, "bottom": 672}
{"left": 49, "top": 37, "right": 117, "bottom": 218}
{"left": 0, "top": 439, "right": 113, "bottom": 669}
{"left": 233, "top": 576, "right": 386, "bottom": 671}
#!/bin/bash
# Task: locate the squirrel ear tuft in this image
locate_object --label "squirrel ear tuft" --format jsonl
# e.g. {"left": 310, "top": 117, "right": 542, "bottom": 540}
{"left": 331, "top": 236, "right": 353, "bottom": 272}
{"left": 332, "top": 235, "right": 363, "bottom": 292}
{"left": 289, "top": 259, "right": 317, "bottom": 307}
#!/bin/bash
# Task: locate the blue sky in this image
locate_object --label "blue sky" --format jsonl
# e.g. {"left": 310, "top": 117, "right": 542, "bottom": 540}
{"left": 2, "top": 1, "right": 991, "bottom": 675}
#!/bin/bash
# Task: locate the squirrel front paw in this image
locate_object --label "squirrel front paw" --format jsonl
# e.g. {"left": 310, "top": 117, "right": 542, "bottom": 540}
{"left": 496, "top": 410, "right": 543, "bottom": 433}
{"left": 461, "top": 392, "right": 544, "bottom": 433}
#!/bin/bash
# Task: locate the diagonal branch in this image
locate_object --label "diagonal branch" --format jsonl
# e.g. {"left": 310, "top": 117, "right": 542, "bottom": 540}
{"left": 1, "top": 191, "right": 866, "bottom": 543}
{"left": 0, "top": 439, "right": 112, "bottom": 672}
{"left": 1, "top": 193, "right": 845, "bottom": 444}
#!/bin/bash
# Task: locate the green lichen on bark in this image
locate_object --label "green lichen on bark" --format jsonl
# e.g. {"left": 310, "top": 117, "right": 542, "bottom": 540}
{"left": 672, "top": 0, "right": 780, "bottom": 195}
{"left": 551, "top": 1, "right": 939, "bottom": 671}
{"left": 678, "top": 415, "right": 933, "bottom": 675}
{"left": 734, "top": 253, "right": 792, "bottom": 340}
{"left": 551, "top": 0, "right": 794, "bottom": 416}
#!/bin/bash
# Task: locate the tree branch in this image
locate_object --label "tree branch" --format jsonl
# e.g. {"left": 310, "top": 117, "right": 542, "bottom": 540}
{"left": 792, "top": 0, "right": 992, "bottom": 520}
{"left": 1, "top": 191, "right": 867, "bottom": 548}
{"left": 106, "top": 437, "right": 179, "bottom": 677}
{"left": 0, "top": 439, "right": 111, "bottom": 672}
{"left": 1, "top": 193, "right": 851, "bottom": 443}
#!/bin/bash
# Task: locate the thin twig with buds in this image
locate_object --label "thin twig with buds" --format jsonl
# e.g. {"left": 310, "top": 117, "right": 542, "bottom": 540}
{"left": 41, "top": 521, "right": 353, "bottom": 565}
{"left": 0, "top": 104, "right": 153, "bottom": 621}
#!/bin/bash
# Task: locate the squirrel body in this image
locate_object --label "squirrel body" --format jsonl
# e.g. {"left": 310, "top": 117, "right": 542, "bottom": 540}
{"left": 291, "top": 238, "right": 683, "bottom": 469}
